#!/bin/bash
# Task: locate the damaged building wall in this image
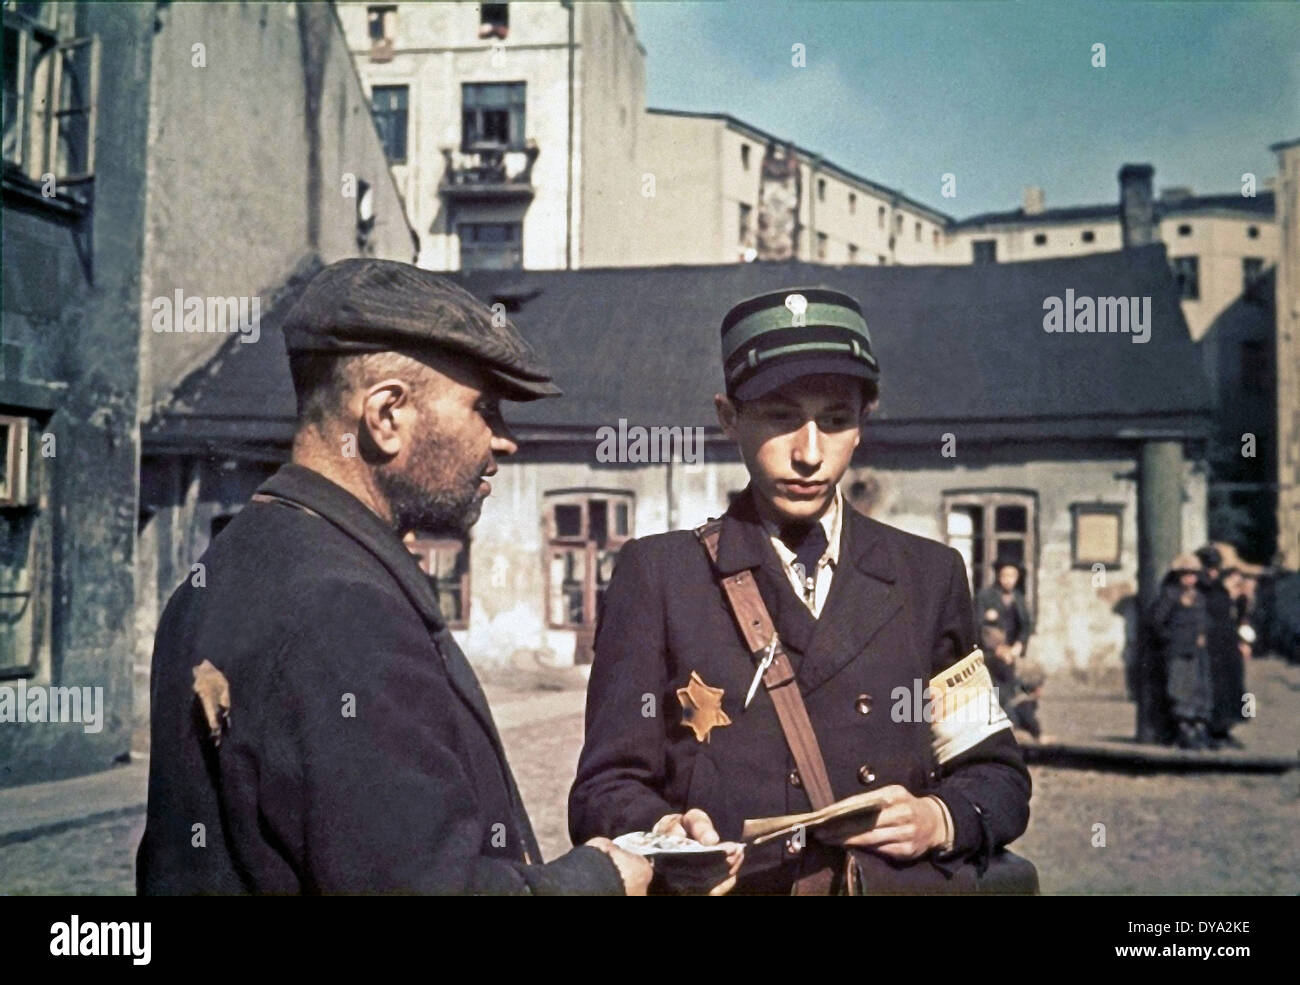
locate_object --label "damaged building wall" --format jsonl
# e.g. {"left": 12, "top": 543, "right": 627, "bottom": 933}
{"left": 0, "top": 3, "right": 155, "bottom": 786}
{"left": 132, "top": 2, "right": 417, "bottom": 754}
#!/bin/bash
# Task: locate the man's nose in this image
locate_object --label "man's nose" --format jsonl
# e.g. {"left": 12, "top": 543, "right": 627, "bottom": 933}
{"left": 491, "top": 427, "right": 518, "bottom": 459}
{"left": 792, "top": 420, "right": 823, "bottom": 468}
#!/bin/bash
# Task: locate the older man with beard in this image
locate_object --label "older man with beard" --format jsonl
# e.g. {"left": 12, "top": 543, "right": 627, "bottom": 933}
{"left": 137, "top": 259, "right": 650, "bottom": 896}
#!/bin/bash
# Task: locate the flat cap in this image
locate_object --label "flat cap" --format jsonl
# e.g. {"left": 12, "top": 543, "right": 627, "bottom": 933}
{"left": 720, "top": 286, "right": 880, "bottom": 401}
{"left": 282, "top": 258, "right": 560, "bottom": 401}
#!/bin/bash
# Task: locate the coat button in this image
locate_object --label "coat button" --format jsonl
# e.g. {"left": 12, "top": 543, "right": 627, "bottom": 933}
{"left": 855, "top": 693, "right": 873, "bottom": 716}
{"left": 857, "top": 764, "right": 877, "bottom": 786}
{"left": 785, "top": 837, "right": 803, "bottom": 856}
{"left": 788, "top": 769, "right": 802, "bottom": 788}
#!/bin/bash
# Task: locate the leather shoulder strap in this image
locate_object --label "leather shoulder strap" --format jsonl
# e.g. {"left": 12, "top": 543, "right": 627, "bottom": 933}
{"left": 695, "top": 519, "right": 836, "bottom": 809}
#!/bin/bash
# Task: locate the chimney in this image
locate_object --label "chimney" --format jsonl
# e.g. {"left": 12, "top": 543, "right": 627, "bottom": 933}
{"left": 1119, "top": 163, "right": 1156, "bottom": 248}
{"left": 1022, "top": 186, "right": 1045, "bottom": 215}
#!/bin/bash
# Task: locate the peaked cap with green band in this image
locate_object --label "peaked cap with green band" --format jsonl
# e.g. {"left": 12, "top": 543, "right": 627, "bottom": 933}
{"left": 720, "top": 286, "right": 880, "bottom": 401}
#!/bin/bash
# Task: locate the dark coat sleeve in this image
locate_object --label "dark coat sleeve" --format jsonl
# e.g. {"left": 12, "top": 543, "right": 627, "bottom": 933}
{"left": 568, "top": 538, "right": 678, "bottom": 842}
{"left": 927, "top": 551, "right": 1033, "bottom": 868}
{"left": 263, "top": 580, "right": 622, "bottom": 895}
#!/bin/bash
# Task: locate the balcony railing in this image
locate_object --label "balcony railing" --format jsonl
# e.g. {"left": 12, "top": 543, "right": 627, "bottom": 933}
{"left": 439, "top": 140, "right": 538, "bottom": 202}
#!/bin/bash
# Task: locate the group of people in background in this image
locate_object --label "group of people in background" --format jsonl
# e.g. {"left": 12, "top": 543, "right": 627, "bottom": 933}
{"left": 1149, "top": 543, "right": 1256, "bottom": 750}
{"left": 976, "top": 562, "right": 1048, "bottom": 743}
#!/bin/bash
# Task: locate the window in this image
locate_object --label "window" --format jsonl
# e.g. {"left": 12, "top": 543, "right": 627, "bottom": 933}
{"left": 1070, "top": 503, "right": 1123, "bottom": 569}
{"left": 1172, "top": 255, "right": 1199, "bottom": 300}
{"left": 367, "top": 5, "right": 395, "bottom": 41}
{"left": 1177, "top": 223, "right": 1192, "bottom": 237}
{"left": 407, "top": 536, "right": 470, "bottom": 628}
{"left": 943, "top": 491, "right": 1037, "bottom": 611}
{"left": 1242, "top": 257, "right": 1266, "bottom": 304}
{"left": 877, "top": 254, "right": 887, "bottom": 265}
{"left": 458, "top": 221, "right": 522, "bottom": 271}
{"left": 817, "top": 177, "right": 826, "bottom": 202}
{"left": 545, "top": 492, "right": 633, "bottom": 651}
{"left": 738, "top": 202, "right": 752, "bottom": 250}
{"left": 370, "top": 84, "right": 408, "bottom": 163}
{"left": 740, "top": 142, "right": 750, "bottom": 170}
{"left": 972, "top": 239, "right": 997, "bottom": 264}
{"left": 1240, "top": 340, "right": 1268, "bottom": 393}
{"left": 932, "top": 229, "right": 940, "bottom": 248}
{"left": 1247, "top": 225, "right": 1259, "bottom": 240}
{"left": 848, "top": 191, "right": 856, "bottom": 214}
{"left": 877, "top": 205, "right": 886, "bottom": 228}
{"left": 479, "top": 3, "right": 508, "bottom": 40}
{"left": 894, "top": 213, "right": 903, "bottom": 233}
{"left": 3, "top": 2, "right": 99, "bottom": 199}
{"left": 0, "top": 415, "right": 32, "bottom": 507}
{"left": 848, "top": 243, "right": 858, "bottom": 263}
{"left": 815, "top": 231, "right": 828, "bottom": 261}
{"left": 1081, "top": 229, "right": 1095, "bottom": 243}
{"left": 462, "top": 81, "right": 526, "bottom": 150}
{"left": 1033, "top": 233, "right": 1047, "bottom": 246}
{"left": 0, "top": 414, "right": 41, "bottom": 678}
{"left": 914, "top": 221, "right": 922, "bottom": 242}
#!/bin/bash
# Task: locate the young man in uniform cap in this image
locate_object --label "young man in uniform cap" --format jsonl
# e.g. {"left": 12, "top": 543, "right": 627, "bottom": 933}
{"left": 569, "top": 287, "right": 1033, "bottom": 894}
{"left": 138, "top": 258, "right": 650, "bottom": 895}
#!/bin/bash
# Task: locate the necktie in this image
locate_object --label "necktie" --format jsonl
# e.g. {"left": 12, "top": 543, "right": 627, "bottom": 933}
{"left": 780, "top": 521, "right": 829, "bottom": 590}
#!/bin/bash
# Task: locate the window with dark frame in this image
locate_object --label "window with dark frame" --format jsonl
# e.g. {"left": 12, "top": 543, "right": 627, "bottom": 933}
{"left": 370, "top": 84, "right": 408, "bottom": 163}
{"left": 740, "top": 142, "right": 750, "bottom": 170}
{"left": 848, "top": 191, "right": 856, "bottom": 214}
{"left": 1172, "top": 255, "right": 1199, "bottom": 300}
{"left": 406, "top": 535, "right": 471, "bottom": 629}
{"left": 816, "top": 231, "right": 828, "bottom": 261}
{"left": 3, "top": 2, "right": 99, "bottom": 197}
{"left": 479, "top": 3, "right": 508, "bottom": 40}
{"left": 738, "top": 201, "right": 752, "bottom": 250}
{"left": 848, "top": 243, "right": 858, "bottom": 263}
{"left": 458, "top": 221, "right": 522, "bottom": 271}
{"left": 461, "top": 80, "right": 525, "bottom": 150}
{"left": 1070, "top": 503, "right": 1123, "bottom": 569}
{"left": 943, "top": 491, "right": 1037, "bottom": 611}
{"left": 877, "top": 205, "right": 886, "bottom": 228}
{"left": 1033, "top": 232, "right": 1047, "bottom": 246}
{"left": 1242, "top": 257, "right": 1266, "bottom": 304}
{"left": 1081, "top": 229, "right": 1095, "bottom": 243}
{"left": 544, "top": 492, "right": 633, "bottom": 648}
{"left": 972, "top": 239, "right": 997, "bottom": 264}
{"left": 367, "top": 5, "right": 396, "bottom": 42}
{"left": 1177, "top": 223, "right": 1192, "bottom": 237}
{"left": 1246, "top": 225, "right": 1259, "bottom": 240}
{"left": 0, "top": 413, "right": 40, "bottom": 679}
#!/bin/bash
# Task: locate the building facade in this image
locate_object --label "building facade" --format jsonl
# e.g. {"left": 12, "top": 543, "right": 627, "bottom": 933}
{"left": 1, "top": 0, "right": 414, "bottom": 786}
{"left": 337, "top": 0, "right": 645, "bottom": 271}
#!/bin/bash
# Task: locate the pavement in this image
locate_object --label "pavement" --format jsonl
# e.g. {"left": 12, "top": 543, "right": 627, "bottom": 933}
{"left": 0, "top": 657, "right": 1295, "bottom": 894}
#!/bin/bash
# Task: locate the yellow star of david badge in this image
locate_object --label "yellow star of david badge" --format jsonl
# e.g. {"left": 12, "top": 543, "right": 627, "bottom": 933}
{"left": 676, "top": 671, "right": 732, "bottom": 743}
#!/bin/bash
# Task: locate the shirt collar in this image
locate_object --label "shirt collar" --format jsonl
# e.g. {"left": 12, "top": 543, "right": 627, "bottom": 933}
{"left": 763, "top": 486, "right": 844, "bottom": 569}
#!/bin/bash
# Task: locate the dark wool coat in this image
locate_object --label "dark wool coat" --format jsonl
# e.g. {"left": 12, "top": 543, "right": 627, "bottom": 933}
{"left": 569, "top": 490, "right": 1031, "bottom": 894}
{"left": 137, "top": 464, "right": 621, "bottom": 896}
{"left": 1150, "top": 580, "right": 1211, "bottom": 722}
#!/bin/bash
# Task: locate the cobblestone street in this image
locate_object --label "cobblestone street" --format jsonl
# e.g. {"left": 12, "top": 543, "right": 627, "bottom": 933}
{"left": 2, "top": 661, "right": 1297, "bottom": 895}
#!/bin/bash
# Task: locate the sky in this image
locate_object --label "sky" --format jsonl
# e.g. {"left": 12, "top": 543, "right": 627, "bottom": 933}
{"left": 633, "top": 1, "right": 1300, "bottom": 218}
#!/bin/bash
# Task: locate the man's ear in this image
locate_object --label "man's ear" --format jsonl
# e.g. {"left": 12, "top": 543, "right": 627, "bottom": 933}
{"left": 360, "top": 379, "right": 409, "bottom": 457}
{"left": 714, "top": 393, "right": 740, "bottom": 441}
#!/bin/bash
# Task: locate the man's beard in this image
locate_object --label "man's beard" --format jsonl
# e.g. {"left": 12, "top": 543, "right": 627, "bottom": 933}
{"left": 375, "top": 427, "right": 487, "bottom": 537}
